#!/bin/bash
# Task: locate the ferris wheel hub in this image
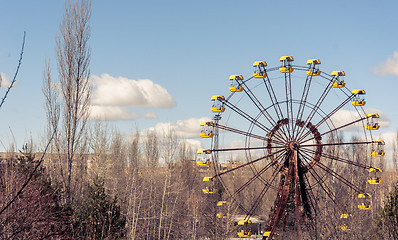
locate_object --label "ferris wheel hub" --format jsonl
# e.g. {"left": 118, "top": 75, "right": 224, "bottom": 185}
{"left": 285, "top": 141, "right": 300, "bottom": 151}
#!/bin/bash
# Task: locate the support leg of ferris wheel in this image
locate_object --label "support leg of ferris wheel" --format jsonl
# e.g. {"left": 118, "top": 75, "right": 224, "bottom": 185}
{"left": 266, "top": 147, "right": 304, "bottom": 240}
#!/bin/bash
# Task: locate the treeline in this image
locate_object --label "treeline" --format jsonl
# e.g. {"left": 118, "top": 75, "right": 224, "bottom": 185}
{"left": 0, "top": 127, "right": 227, "bottom": 239}
{"left": 1, "top": 130, "right": 398, "bottom": 239}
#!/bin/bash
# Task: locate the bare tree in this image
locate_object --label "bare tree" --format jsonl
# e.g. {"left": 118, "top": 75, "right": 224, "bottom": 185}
{"left": 393, "top": 130, "right": 398, "bottom": 172}
{"left": 126, "top": 130, "right": 143, "bottom": 239}
{"left": 158, "top": 128, "right": 179, "bottom": 239}
{"left": 43, "top": 0, "right": 91, "bottom": 204}
{"left": 87, "top": 121, "right": 110, "bottom": 179}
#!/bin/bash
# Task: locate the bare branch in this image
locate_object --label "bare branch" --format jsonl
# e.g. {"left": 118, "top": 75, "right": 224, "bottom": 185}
{"left": 0, "top": 31, "right": 26, "bottom": 109}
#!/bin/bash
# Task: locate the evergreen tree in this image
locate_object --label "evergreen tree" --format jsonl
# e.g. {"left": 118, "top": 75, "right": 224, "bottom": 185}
{"left": 380, "top": 183, "right": 398, "bottom": 239}
{"left": 73, "top": 176, "right": 126, "bottom": 239}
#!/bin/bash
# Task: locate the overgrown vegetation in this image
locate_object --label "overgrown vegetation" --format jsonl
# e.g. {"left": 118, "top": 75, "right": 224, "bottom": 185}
{"left": 379, "top": 183, "right": 398, "bottom": 239}
{"left": 2, "top": 131, "right": 398, "bottom": 239}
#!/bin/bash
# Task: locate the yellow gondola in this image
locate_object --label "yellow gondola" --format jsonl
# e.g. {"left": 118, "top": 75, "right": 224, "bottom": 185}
{"left": 306, "top": 59, "right": 321, "bottom": 76}
{"left": 253, "top": 61, "right": 267, "bottom": 78}
{"left": 366, "top": 113, "right": 380, "bottom": 130}
{"left": 237, "top": 220, "right": 252, "bottom": 237}
{"left": 263, "top": 231, "right": 271, "bottom": 239}
{"left": 216, "top": 201, "right": 230, "bottom": 218}
{"left": 340, "top": 214, "right": 352, "bottom": 231}
{"left": 368, "top": 168, "right": 383, "bottom": 184}
{"left": 358, "top": 193, "right": 372, "bottom": 210}
{"left": 229, "top": 75, "right": 244, "bottom": 92}
{"left": 202, "top": 177, "right": 216, "bottom": 194}
{"left": 199, "top": 121, "right": 214, "bottom": 138}
{"left": 196, "top": 149, "right": 212, "bottom": 166}
{"left": 279, "top": 56, "right": 294, "bottom": 73}
{"left": 211, "top": 95, "right": 225, "bottom": 112}
{"left": 351, "top": 89, "right": 366, "bottom": 106}
{"left": 371, "top": 140, "right": 385, "bottom": 157}
{"left": 331, "top": 71, "right": 346, "bottom": 88}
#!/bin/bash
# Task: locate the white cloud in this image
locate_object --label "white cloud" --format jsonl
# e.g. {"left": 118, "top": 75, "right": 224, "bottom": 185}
{"left": 0, "top": 73, "right": 12, "bottom": 88}
{"left": 330, "top": 109, "right": 363, "bottom": 132}
{"left": 147, "top": 117, "right": 212, "bottom": 138}
{"left": 377, "top": 131, "right": 396, "bottom": 145}
{"left": 144, "top": 111, "right": 157, "bottom": 119}
{"left": 372, "top": 51, "right": 398, "bottom": 76}
{"left": 91, "top": 74, "right": 176, "bottom": 108}
{"left": 330, "top": 108, "right": 390, "bottom": 132}
{"left": 89, "top": 105, "right": 137, "bottom": 121}
{"left": 183, "top": 138, "right": 202, "bottom": 151}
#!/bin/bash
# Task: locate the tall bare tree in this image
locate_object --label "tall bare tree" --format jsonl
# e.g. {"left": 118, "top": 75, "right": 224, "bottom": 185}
{"left": 393, "top": 130, "right": 398, "bottom": 172}
{"left": 43, "top": 0, "right": 91, "bottom": 204}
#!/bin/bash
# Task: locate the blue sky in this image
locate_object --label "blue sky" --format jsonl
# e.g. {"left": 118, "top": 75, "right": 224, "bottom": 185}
{"left": 1, "top": 1, "right": 398, "bottom": 158}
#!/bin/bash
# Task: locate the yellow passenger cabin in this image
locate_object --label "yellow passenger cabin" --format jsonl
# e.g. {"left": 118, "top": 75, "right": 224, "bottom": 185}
{"left": 340, "top": 214, "right": 352, "bottom": 231}
{"left": 331, "top": 71, "right": 346, "bottom": 88}
{"left": 358, "top": 193, "right": 372, "bottom": 210}
{"left": 216, "top": 201, "right": 230, "bottom": 218}
{"left": 199, "top": 121, "right": 214, "bottom": 138}
{"left": 368, "top": 168, "right": 383, "bottom": 184}
{"left": 279, "top": 56, "right": 294, "bottom": 73}
{"left": 263, "top": 231, "right": 271, "bottom": 239}
{"left": 351, "top": 89, "right": 366, "bottom": 106}
{"left": 229, "top": 75, "right": 244, "bottom": 92}
{"left": 237, "top": 220, "right": 252, "bottom": 237}
{"left": 196, "top": 149, "right": 212, "bottom": 166}
{"left": 306, "top": 59, "right": 321, "bottom": 76}
{"left": 366, "top": 113, "right": 380, "bottom": 130}
{"left": 253, "top": 61, "right": 267, "bottom": 78}
{"left": 211, "top": 95, "right": 225, "bottom": 113}
{"left": 202, "top": 177, "right": 216, "bottom": 194}
{"left": 371, "top": 140, "right": 385, "bottom": 157}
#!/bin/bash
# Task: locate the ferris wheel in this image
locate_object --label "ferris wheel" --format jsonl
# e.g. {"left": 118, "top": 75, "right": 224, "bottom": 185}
{"left": 197, "top": 56, "right": 384, "bottom": 239}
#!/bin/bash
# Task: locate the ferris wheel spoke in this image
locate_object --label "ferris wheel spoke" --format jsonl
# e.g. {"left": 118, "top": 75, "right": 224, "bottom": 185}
{"left": 300, "top": 147, "right": 371, "bottom": 169}
{"left": 299, "top": 116, "right": 366, "bottom": 145}
{"left": 297, "top": 149, "right": 312, "bottom": 166}
{"left": 212, "top": 148, "right": 285, "bottom": 178}
{"left": 262, "top": 76, "right": 291, "bottom": 141}
{"left": 294, "top": 81, "right": 333, "bottom": 141}
{"left": 214, "top": 168, "right": 251, "bottom": 215}
{"left": 302, "top": 172, "right": 319, "bottom": 218}
{"left": 300, "top": 141, "right": 371, "bottom": 148}
{"left": 220, "top": 184, "right": 250, "bottom": 215}
{"left": 315, "top": 161, "right": 365, "bottom": 193}
{"left": 233, "top": 161, "right": 278, "bottom": 197}
{"left": 212, "top": 145, "right": 284, "bottom": 154}
{"left": 284, "top": 72, "right": 294, "bottom": 140}
{"left": 245, "top": 172, "right": 279, "bottom": 219}
{"left": 222, "top": 155, "right": 284, "bottom": 218}
{"left": 298, "top": 151, "right": 329, "bottom": 190}
{"left": 274, "top": 148, "right": 290, "bottom": 167}
{"left": 263, "top": 77, "right": 285, "bottom": 123}
{"left": 240, "top": 77, "right": 291, "bottom": 141}
{"left": 240, "top": 80, "right": 278, "bottom": 127}
{"left": 229, "top": 154, "right": 285, "bottom": 217}
{"left": 222, "top": 100, "right": 287, "bottom": 143}
{"left": 297, "top": 95, "right": 356, "bottom": 142}
{"left": 215, "top": 123, "right": 285, "bottom": 146}
{"left": 298, "top": 151, "right": 338, "bottom": 205}
{"left": 302, "top": 173, "right": 320, "bottom": 238}
{"left": 293, "top": 73, "right": 314, "bottom": 141}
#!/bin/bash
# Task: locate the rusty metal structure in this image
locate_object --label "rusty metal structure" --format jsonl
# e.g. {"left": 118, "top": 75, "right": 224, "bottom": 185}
{"left": 200, "top": 57, "right": 382, "bottom": 239}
